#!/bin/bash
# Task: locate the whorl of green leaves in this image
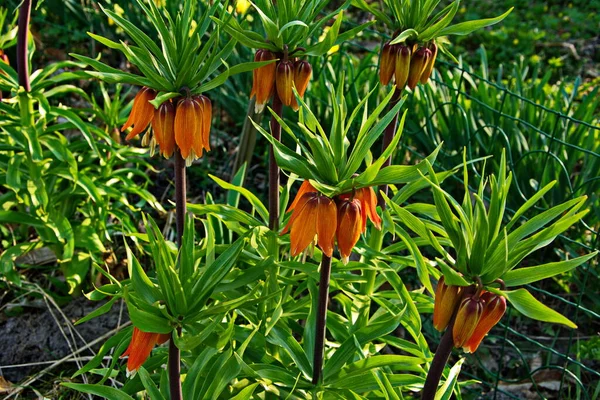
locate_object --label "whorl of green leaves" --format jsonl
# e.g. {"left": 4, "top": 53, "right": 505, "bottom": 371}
{"left": 251, "top": 81, "right": 441, "bottom": 197}
{"left": 417, "top": 151, "right": 596, "bottom": 328}
{"left": 214, "top": 0, "right": 374, "bottom": 56}
{"left": 70, "top": 0, "right": 272, "bottom": 107}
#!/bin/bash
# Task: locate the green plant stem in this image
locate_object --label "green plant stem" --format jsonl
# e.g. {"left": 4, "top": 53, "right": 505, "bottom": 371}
{"left": 17, "top": 0, "right": 32, "bottom": 92}
{"left": 268, "top": 92, "right": 283, "bottom": 231}
{"left": 232, "top": 98, "right": 263, "bottom": 179}
{"left": 377, "top": 87, "right": 403, "bottom": 209}
{"left": 312, "top": 255, "right": 332, "bottom": 385}
{"left": 169, "top": 152, "right": 186, "bottom": 400}
{"left": 421, "top": 320, "right": 455, "bottom": 400}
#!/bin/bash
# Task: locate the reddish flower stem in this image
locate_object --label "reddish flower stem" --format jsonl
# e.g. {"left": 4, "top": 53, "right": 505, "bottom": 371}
{"left": 169, "top": 152, "right": 186, "bottom": 400}
{"left": 312, "top": 254, "right": 332, "bottom": 385}
{"left": 376, "top": 87, "right": 403, "bottom": 209}
{"left": 268, "top": 92, "right": 283, "bottom": 231}
{"left": 421, "top": 317, "right": 456, "bottom": 400}
{"left": 17, "top": 0, "right": 32, "bottom": 92}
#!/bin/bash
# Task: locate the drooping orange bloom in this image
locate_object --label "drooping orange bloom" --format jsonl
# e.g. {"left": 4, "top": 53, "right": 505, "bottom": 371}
{"left": 290, "top": 60, "right": 312, "bottom": 111}
{"left": 153, "top": 101, "right": 176, "bottom": 158}
{"left": 251, "top": 49, "right": 277, "bottom": 113}
{"left": 174, "top": 95, "right": 211, "bottom": 164}
{"left": 395, "top": 45, "right": 412, "bottom": 89}
{"left": 420, "top": 42, "right": 438, "bottom": 84}
{"left": 122, "top": 87, "right": 156, "bottom": 140}
{"left": 276, "top": 60, "right": 294, "bottom": 107}
{"left": 336, "top": 198, "right": 363, "bottom": 264}
{"left": 452, "top": 294, "right": 484, "bottom": 348}
{"left": 354, "top": 187, "right": 381, "bottom": 231}
{"left": 433, "top": 277, "right": 462, "bottom": 331}
{"left": 379, "top": 42, "right": 397, "bottom": 86}
{"left": 282, "top": 191, "right": 337, "bottom": 257}
{"left": 462, "top": 292, "right": 506, "bottom": 353}
{"left": 407, "top": 47, "right": 432, "bottom": 90}
{"left": 121, "top": 327, "right": 170, "bottom": 375}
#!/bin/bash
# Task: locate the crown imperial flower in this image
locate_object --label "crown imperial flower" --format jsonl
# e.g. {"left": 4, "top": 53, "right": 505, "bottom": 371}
{"left": 407, "top": 47, "right": 432, "bottom": 90}
{"left": 433, "top": 277, "right": 462, "bottom": 331}
{"left": 452, "top": 294, "right": 484, "bottom": 348}
{"left": 336, "top": 198, "right": 363, "bottom": 264}
{"left": 276, "top": 60, "right": 294, "bottom": 107}
{"left": 121, "top": 327, "right": 170, "bottom": 375}
{"left": 251, "top": 49, "right": 277, "bottom": 113}
{"left": 121, "top": 87, "right": 156, "bottom": 141}
{"left": 462, "top": 292, "right": 506, "bottom": 353}
{"left": 291, "top": 60, "right": 312, "bottom": 111}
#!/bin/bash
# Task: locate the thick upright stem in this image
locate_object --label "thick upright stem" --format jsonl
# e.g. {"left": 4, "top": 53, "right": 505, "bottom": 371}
{"left": 169, "top": 152, "right": 186, "bottom": 400}
{"left": 268, "top": 93, "right": 283, "bottom": 231}
{"left": 421, "top": 322, "right": 455, "bottom": 400}
{"left": 377, "top": 88, "right": 403, "bottom": 209}
{"left": 312, "top": 255, "right": 332, "bottom": 385}
{"left": 17, "top": 0, "right": 32, "bottom": 92}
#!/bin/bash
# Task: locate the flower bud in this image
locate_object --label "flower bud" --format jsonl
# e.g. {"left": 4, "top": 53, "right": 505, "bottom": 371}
{"left": 462, "top": 292, "right": 506, "bottom": 353}
{"left": 153, "top": 101, "right": 176, "bottom": 158}
{"left": 336, "top": 198, "right": 363, "bottom": 264}
{"left": 251, "top": 49, "right": 276, "bottom": 113}
{"left": 394, "top": 45, "right": 411, "bottom": 89}
{"left": 290, "top": 60, "right": 312, "bottom": 111}
{"left": 379, "top": 42, "right": 397, "bottom": 86}
{"left": 407, "top": 47, "right": 432, "bottom": 90}
{"left": 452, "top": 294, "right": 484, "bottom": 348}
{"left": 174, "top": 97, "right": 203, "bottom": 163}
{"left": 433, "top": 277, "right": 462, "bottom": 331}
{"left": 420, "top": 42, "right": 438, "bottom": 84}
{"left": 276, "top": 60, "right": 294, "bottom": 107}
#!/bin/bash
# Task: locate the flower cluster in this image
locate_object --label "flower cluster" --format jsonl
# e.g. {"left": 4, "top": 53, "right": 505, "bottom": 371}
{"left": 121, "top": 327, "right": 170, "bottom": 375}
{"left": 121, "top": 87, "right": 212, "bottom": 164}
{"left": 433, "top": 277, "right": 507, "bottom": 353}
{"left": 250, "top": 49, "right": 312, "bottom": 113}
{"left": 282, "top": 181, "right": 381, "bottom": 263}
{"left": 379, "top": 41, "right": 438, "bottom": 90}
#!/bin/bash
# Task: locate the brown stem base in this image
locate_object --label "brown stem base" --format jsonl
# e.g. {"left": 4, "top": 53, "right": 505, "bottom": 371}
{"left": 312, "top": 255, "right": 332, "bottom": 385}
{"left": 421, "top": 326, "right": 455, "bottom": 400}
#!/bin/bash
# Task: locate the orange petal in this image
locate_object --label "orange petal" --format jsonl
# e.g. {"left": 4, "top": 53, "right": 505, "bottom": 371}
{"left": 336, "top": 199, "right": 363, "bottom": 263}
{"left": 407, "top": 47, "right": 431, "bottom": 90}
{"left": 198, "top": 95, "right": 212, "bottom": 152}
{"left": 123, "top": 87, "right": 156, "bottom": 140}
{"left": 452, "top": 296, "right": 483, "bottom": 348}
{"left": 290, "top": 196, "right": 318, "bottom": 256}
{"left": 432, "top": 277, "right": 462, "bottom": 331}
{"left": 153, "top": 101, "right": 176, "bottom": 158}
{"left": 282, "top": 191, "right": 314, "bottom": 234}
{"left": 191, "top": 97, "right": 204, "bottom": 159}
{"left": 463, "top": 293, "right": 506, "bottom": 353}
{"left": 174, "top": 98, "right": 197, "bottom": 159}
{"left": 256, "top": 50, "right": 276, "bottom": 112}
{"left": 276, "top": 61, "right": 294, "bottom": 106}
{"left": 420, "top": 43, "right": 438, "bottom": 84}
{"left": 379, "top": 42, "right": 397, "bottom": 86}
{"left": 121, "top": 327, "right": 162, "bottom": 373}
{"left": 287, "top": 180, "right": 317, "bottom": 212}
{"left": 395, "top": 45, "right": 411, "bottom": 89}
{"left": 315, "top": 196, "right": 337, "bottom": 257}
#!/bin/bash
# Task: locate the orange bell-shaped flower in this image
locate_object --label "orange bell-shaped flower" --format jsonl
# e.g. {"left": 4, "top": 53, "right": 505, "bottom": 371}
{"left": 379, "top": 42, "right": 397, "bottom": 86}
{"left": 407, "top": 47, "right": 432, "bottom": 90}
{"left": 122, "top": 87, "right": 156, "bottom": 140}
{"left": 121, "top": 327, "right": 170, "bottom": 375}
{"left": 420, "top": 42, "right": 438, "bottom": 84}
{"left": 282, "top": 191, "right": 337, "bottom": 257}
{"left": 251, "top": 49, "right": 277, "bottom": 113}
{"left": 336, "top": 198, "right": 363, "bottom": 264}
{"left": 153, "top": 101, "right": 176, "bottom": 158}
{"left": 354, "top": 187, "right": 381, "bottom": 231}
{"left": 433, "top": 277, "right": 462, "bottom": 331}
{"left": 276, "top": 60, "right": 294, "bottom": 107}
{"left": 462, "top": 292, "right": 506, "bottom": 353}
{"left": 290, "top": 60, "right": 312, "bottom": 111}
{"left": 395, "top": 45, "right": 412, "bottom": 89}
{"left": 174, "top": 95, "right": 211, "bottom": 164}
{"left": 452, "top": 294, "right": 484, "bottom": 348}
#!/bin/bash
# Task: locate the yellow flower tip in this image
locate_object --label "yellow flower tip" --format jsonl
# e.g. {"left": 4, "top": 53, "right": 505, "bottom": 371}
{"left": 433, "top": 277, "right": 462, "bottom": 332}
{"left": 153, "top": 100, "right": 176, "bottom": 159}
{"left": 379, "top": 41, "right": 397, "bottom": 86}
{"left": 121, "top": 327, "right": 170, "bottom": 375}
{"left": 122, "top": 87, "right": 156, "bottom": 141}
{"left": 462, "top": 292, "right": 506, "bottom": 353}
{"left": 276, "top": 60, "right": 294, "bottom": 107}
{"left": 290, "top": 60, "right": 312, "bottom": 111}
{"left": 452, "top": 295, "right": 484, "bottom": 348}
{"left": 252, "top": 49, "right": 276, "bottom": 113}
{"left": 336, "top": 198, "right": 363, "bottom": 262}
{"left": 395, "top": 45, "right": 412, "bottom": 90}
{"left": 407, "top": 47, "right": 432, "bottom": 90}
{"left": 420, "top": 42, "right": 438, "bottom": 85}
